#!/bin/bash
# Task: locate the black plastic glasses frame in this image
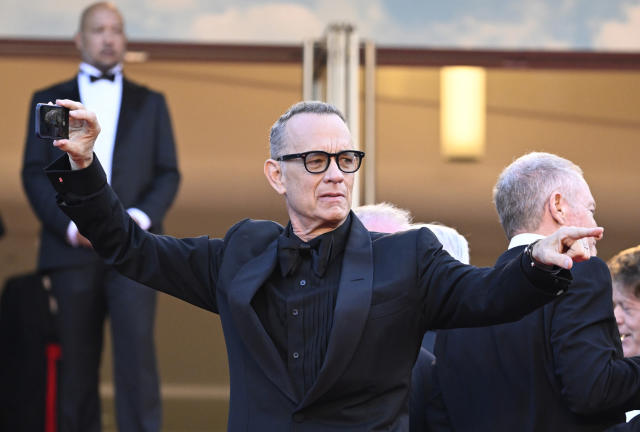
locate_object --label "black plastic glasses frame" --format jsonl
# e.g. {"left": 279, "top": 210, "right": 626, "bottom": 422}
{"left": 275, "top": 150, "right": 365, "bottom": 174}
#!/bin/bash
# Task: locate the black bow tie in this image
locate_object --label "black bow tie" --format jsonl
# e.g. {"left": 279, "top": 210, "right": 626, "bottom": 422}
{"left": 89, "top": 73, "right": 116, "bottom": 82}
{"left": 278, "top": 235, "right": 333, "bottom": 278}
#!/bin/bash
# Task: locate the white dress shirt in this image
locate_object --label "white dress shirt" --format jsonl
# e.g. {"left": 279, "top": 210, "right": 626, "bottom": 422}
{"left": 508, "top": 233, "right": 545, "bottom": 250}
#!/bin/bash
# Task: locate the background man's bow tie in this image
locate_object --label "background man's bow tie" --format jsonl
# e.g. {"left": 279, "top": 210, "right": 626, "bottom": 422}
{"left": 89, "top": 73, "right": 116, "bottom": 82}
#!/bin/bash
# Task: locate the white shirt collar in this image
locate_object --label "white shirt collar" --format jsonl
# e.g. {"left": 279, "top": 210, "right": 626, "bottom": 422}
{"left": 79, "top": 62, "right": 123, "bottom": 78}
{"left": 508, "top": 233, "right": 545, "bottom": 250}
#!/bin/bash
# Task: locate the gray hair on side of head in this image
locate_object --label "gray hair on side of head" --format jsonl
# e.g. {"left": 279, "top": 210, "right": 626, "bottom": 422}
{"left": 493, "top": 152, "right": 584, "bottom": 239}
{"left": 608, "top": 245, "right": 640, "bottom": 299}
{"left": 410, "top": 223, "right": 470, "bottom": 264}
{"left": 269, "top": 101, "right": 346, "bottom": 158}
{"left": 353, "top": 202, "right": 413, "bottom": 233}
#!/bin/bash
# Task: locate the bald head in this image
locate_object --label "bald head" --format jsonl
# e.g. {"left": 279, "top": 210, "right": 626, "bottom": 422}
{"left": 78, "top": 2, "right": 123, "bottom": 32}
{"left": 75, "top": 2, "right": 126, "bottom": 72}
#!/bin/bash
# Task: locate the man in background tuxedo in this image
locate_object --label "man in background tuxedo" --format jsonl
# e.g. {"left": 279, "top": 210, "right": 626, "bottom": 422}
{"left": 431, "top": 152, "right": 640, "bottom": 431}
{"left": 21, "top": 3, "right": 180, "bottom": 431}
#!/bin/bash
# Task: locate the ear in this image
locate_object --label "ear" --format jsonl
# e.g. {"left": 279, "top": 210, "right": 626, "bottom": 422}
{"left": 74, "top": 32, "right": 83, "bottom": 52}
{"left": 548, "top": 190, "right": 567, "bottom": 225}
{"left": 264, "top": 159, "right": 286, "bottom": 195}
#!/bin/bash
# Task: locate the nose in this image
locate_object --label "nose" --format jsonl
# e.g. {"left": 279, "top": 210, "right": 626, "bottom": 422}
{"left": 614, "top": 305, "right": 624, "bottom": 326}
{"left": 103, "top": 28, "right": 118, "bottom": 44}
{"left": 323, "top": 156, "right": 345, "bottom": 183}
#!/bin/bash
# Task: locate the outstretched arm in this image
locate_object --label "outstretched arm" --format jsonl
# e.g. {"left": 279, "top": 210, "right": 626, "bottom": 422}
{"left": 47, "top": 99, "right": 220, "bottom": 313}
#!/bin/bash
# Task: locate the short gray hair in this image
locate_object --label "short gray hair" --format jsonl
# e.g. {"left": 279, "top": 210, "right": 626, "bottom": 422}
{"left": 354, "top": 202, "right": 413, "bottom": 233}
{"left": 269, "top": 101, "right": 346, "bottom": 158}
{"left": 493, "top": 152, "right": 584, "bottom": 239}
{"left": 410, "top": 222, "right": 470, "bottom": 264}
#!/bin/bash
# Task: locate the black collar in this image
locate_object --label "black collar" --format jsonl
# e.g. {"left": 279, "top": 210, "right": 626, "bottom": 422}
{"left": 278, "top": 214, "right": 351, "bottom": 277}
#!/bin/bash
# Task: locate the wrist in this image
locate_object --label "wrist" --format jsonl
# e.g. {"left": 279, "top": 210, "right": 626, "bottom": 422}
{"left": 69, "top": 154, "right": 93, "bottom": 170}
{"left": 525, "top": 240, "right": 560, "bottom": 273}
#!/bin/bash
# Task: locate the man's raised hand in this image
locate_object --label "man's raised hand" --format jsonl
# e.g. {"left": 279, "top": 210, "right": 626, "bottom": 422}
{"left": 53, "top": 99, "right": 100, "bottom": 170}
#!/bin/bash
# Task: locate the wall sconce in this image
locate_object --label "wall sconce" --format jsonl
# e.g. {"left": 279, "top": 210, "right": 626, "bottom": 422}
{"left": 440, "top": 66, "right": 486, "bottom": 161}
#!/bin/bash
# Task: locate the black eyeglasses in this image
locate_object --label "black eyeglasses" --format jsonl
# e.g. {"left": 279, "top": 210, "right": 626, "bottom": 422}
{"left": 275, "top": 150, "right": 365, "bottom": 174}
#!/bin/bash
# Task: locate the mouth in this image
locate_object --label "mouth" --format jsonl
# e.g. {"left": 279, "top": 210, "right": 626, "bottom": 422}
{"left": 621, "top": 333, "right": 631, "bottom": 341}
{"left": 319, "top": 192, "right": 345, "bottom": 199}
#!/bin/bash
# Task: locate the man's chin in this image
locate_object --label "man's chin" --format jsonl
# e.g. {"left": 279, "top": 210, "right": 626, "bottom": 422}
{"left": 96, "top": 59, "right": 121, "bottom": 71}
{"left": 320, "top": 209, "right": 349, "bottom": 226}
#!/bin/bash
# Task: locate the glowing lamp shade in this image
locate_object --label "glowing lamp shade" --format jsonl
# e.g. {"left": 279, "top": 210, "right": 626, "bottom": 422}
{"left": 440, "top": 66, "right": 486, "bottom": 160}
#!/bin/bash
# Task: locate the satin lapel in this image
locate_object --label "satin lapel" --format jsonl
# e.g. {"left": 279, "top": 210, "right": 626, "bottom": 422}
{"left": 110, "top": 79, "right": 139, "bottom": 189}
{"left": 68, "top": 78, "right": 81, "bottom": 101}
{"left": 114, "top": 78, "right": 135, "bottom": 149}
{"left": 300, "top": 214, "right": 374, "bottom": 407}
{"left": 227, "top": 238, "right": 297, "bottom": 402}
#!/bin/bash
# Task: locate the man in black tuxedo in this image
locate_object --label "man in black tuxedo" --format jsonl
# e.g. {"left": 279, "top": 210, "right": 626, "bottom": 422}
{"left": 44, "top": 100, "right": 600, "bottom": 431}
{"left": 430, "top": 152, "right": 640, "bottom": 432}
{"left": 21, "top": 3, "right": 179, "bottom": 431}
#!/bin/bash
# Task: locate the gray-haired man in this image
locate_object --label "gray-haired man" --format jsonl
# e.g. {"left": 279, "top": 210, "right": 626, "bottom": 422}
{"left": 47, "top": 103, "right": 600, "bottom": 430}
{"left": 431, "top": 152, "right": 640, "bottom": 432}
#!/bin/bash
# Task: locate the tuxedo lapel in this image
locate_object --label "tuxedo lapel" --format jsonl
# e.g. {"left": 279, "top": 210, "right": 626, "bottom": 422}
{"left": 300, "top": 214, "right": 374, "bottom": 407}
{"left": 227, "top": 238, "right": 297, "bottom": 402}
{"left": 67, "top": 79, "right": 81, "bottom": 101}
{"left": 110, "top": 79, "right": 141, "bottom": 191}
{"left": 114, "top": 78, "right": 136, "bottom": 149}
{"left": 52, "top": 77, "right": 80, "bottom": 103}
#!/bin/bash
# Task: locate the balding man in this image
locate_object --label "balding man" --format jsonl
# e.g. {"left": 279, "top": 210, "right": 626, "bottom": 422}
{"left": 22, "top": 3, "right": 180, "bottom": 431}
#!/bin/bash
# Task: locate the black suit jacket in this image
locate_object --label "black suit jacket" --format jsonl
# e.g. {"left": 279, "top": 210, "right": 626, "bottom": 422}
{"left": 45, "top": 158, "right": 569, "bottom": 431}
{"left": 410, "top": 348, "right": 442, "bottom": 432}
{"left": 434, "top": 246, "right": 640, "bottom": 432}
{"left": 22, "top": 76, "right": 180, "bottom": 270}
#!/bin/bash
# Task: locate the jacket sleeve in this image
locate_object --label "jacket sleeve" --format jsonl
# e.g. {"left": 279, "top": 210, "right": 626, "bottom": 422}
{"left": 550, "top": 257, "right": 640, "bottom": 414}
{"left": 416, "top": 228, "right": 570, "bottom": 330}
{"left": 22, "top": 92, "right": 73, "bottom": 241}
{"left": 45, "top": 155, "right": 224, "bottom": 313}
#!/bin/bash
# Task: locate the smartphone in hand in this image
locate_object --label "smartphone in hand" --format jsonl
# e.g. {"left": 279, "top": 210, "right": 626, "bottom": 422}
{"left": 35, "top": 103, "right": 69, "bottom": 140}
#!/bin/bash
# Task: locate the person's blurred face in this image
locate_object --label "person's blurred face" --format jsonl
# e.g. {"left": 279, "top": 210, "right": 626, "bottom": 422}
{"left": 276, "top": 113, "right": 355, "bottom": 237}
{"left": 75, "top": 6, "right": 126, "bottom": 72}
{"left": 612, "top": 283, "right": 640, "bottom": 357}
{"left": 564, "top": 178, "right": 598, "bottom": 254}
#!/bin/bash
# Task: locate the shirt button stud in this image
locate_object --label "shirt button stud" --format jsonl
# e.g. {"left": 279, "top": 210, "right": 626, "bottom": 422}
{"left": 292, "top": 352, "right": 300, "bottom": 359}
{"left": 291, "top": 309, "right": 299, "bottom": 317}
{"left": 299, "top": 280, "right": 306, "bottom": 286}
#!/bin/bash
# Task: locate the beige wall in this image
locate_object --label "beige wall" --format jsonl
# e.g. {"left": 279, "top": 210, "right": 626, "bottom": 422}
{"left": 1, "top": 55, "right": 639, "bottom": 430}
{"left": 375, "top": 66, "right": 640, "bottom": 266}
